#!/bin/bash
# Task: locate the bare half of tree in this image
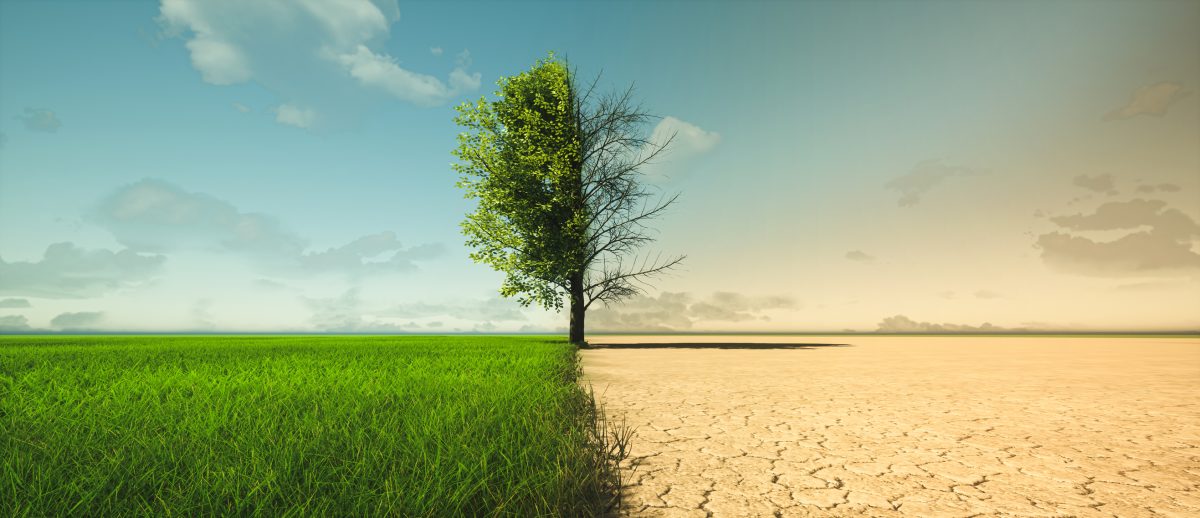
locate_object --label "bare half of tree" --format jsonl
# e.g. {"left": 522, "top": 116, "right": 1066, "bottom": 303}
{"left": 571, "top": 73, "right": 685, "bottom": 317}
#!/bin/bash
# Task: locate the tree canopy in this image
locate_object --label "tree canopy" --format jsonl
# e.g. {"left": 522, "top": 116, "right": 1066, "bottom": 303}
{"left": 453, "top": 53, "right": 682, "bottom": 344}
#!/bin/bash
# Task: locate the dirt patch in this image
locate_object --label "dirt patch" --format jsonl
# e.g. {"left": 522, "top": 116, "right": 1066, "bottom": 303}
{"left": 581, "top": 336, "right": 1200, "bottom": 517}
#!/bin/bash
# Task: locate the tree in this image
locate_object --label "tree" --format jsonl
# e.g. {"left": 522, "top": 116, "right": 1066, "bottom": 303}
{"left": 452, "top": 54, "right": 683, "bottom": 345}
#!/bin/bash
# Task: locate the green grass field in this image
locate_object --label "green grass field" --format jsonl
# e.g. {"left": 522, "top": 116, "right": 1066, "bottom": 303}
{"left": 0, "top": 335, "right": 621, "bottom": 517}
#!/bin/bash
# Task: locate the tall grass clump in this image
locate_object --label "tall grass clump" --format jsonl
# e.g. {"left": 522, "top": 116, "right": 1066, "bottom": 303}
{"left": 0, "top": 335, "right": 628, "bottom": 516}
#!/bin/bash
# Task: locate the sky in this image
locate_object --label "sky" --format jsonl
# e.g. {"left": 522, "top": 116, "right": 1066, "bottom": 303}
{"left": 1, "top": 0, "right": 1197, "bottom": 333}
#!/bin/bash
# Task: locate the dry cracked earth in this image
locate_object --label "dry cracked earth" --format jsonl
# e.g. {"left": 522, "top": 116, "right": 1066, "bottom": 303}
{"left": 581, "top": 336, "right": 1200, "bottom": 517}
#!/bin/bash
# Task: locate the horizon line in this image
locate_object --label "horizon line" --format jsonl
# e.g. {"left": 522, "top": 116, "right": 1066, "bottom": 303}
{"left": 2, "top": 331, "right": 1197, "bottom": 337}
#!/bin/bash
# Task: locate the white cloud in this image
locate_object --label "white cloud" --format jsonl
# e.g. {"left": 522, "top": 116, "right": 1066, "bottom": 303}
{"left": 334, "top": 45, "right": 479, "bottom": 106}
{"left": 232, "top": 102, "right": 251, "bottom": 113}
{"left": 300, "top": 231, "right": 444, "bottom": 274}
{"left": 94, "top": 178, "right": 306, "bottom": 257}
{"left": 158, "top": 0, "right": 393, "bottom": 83}
{"left": 449, "top": 66, "right": 482, "bottom": 92}
{"left": 93, "top": 179, "right": 439, "bottom": 275}
{"left": 0, "top": 298, "right": 31, "bottom": 308}
{"left": 183, "top": 37, "right": 251, "bottom": 85}
{"left": 651, "top": 116, "right": 721, "bottom": 155}
{"left": 275, "top": 103, "right": 317, "bottom": 129}
{"left": 0, "top": 315, "right": 32, "bottom": 332}
{"left": 0, "top": 243, "right": 165, "bottom": 299}
{"left": 430, "top": 46, "right": 443, "bottom": 56}
{"left": 158, "top": 0, "right": 479, "bottom": 118}
{"left": 642, "top": 116, "right": 720, "bottom": 181}
{"left": 1105, "top": 82, "right": 1191, "bottom": 121}
{"left": 50, "top": 311, "right": 105, "bottom": 330}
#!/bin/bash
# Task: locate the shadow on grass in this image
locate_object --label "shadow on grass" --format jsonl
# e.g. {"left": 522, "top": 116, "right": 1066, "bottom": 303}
{"left": 583, "top": 342, "right": 849, "bottom": 350}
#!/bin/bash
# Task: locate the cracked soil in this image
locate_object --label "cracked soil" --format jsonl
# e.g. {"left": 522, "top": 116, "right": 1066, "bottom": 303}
{"left": 581, "top": 336, "right": 1200, "bottom": 517}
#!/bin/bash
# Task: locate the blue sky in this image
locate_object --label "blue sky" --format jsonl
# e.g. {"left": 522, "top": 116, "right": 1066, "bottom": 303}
{"left": 1, "top": 0, "right": 1197, "bottom": 333}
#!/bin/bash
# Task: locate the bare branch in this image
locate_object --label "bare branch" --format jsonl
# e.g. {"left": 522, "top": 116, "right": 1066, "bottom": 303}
{"left": 584, "top": 253, "right": 686, "bottom": 309}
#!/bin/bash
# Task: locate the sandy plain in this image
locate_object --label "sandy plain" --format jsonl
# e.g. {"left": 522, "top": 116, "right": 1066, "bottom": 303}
{"left": 581, "top": 335, "right": 1200, "bottom": 517}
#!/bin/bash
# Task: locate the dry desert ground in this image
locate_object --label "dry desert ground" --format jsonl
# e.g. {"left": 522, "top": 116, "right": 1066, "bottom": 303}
{"left": 581, "top": 335, "right": 1200, "bottom": 517}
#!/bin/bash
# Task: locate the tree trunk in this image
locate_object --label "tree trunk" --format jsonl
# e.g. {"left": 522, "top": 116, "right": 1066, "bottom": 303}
{"left": 568, "top": 272, "right": 586, "bottom": 346}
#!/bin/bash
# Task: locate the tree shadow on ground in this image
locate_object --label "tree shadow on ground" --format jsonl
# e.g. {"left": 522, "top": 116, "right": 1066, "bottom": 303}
{"left": 583, "top": 342, "right": 849, "bottom": 350}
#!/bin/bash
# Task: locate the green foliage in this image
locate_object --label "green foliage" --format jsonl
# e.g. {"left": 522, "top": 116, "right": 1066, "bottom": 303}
{"left": 0, "top": 335, "right": 619, "bottom": 517}
{"left": 453, "top": 53, "right": 587, "bottom": 311}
